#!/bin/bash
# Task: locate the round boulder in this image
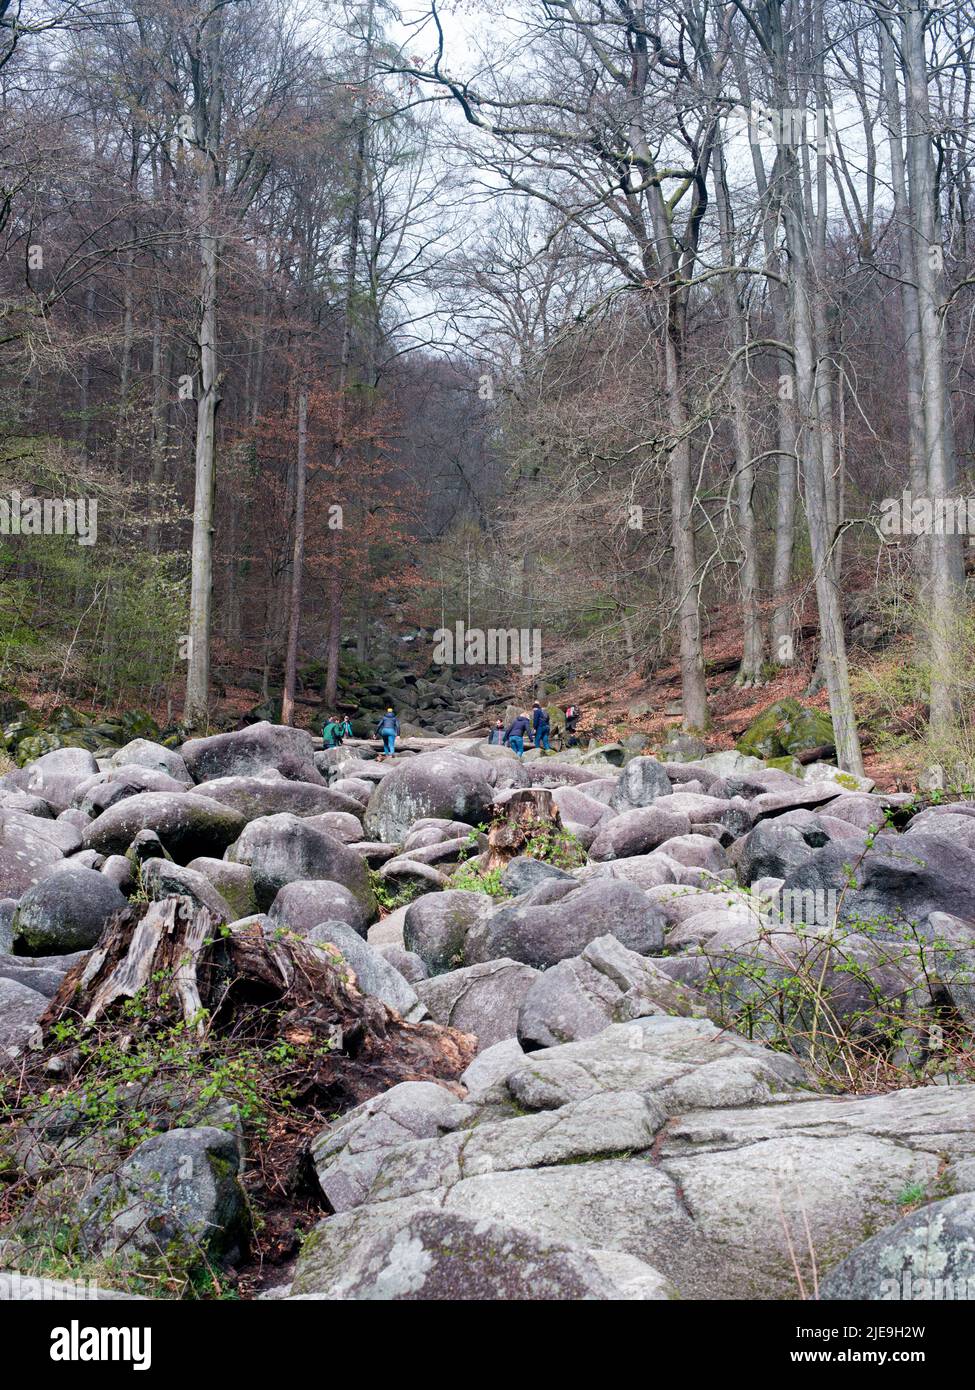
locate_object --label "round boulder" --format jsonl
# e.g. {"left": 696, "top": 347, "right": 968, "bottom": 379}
{"left": 226, "top": 813, "right": 375, "bottom": 917}
{"left": 363, "top": 751, "right": 495, "bottom": 844}
{"left": 82, "top": 792, "right": 246, "bottom": 863}
{"left": 269, "top": 878, "right": 373, "bottom": 938}
{"left": 13, "top": 864, "right": 127, "bottom": 954}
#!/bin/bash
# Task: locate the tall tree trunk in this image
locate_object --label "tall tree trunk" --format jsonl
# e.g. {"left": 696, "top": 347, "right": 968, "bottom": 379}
{"left": 714, "top": 137, "right": 764, "bottom": 685}
{"left": 664, "top": 330, "right": 709, "bottom": 731}
{"left": 749, "top": 134, "right": 798, "bottom": 666}
{"left": 901, "top": 0, "right": 965, "bottom": 735}
{"left": 879, "top": 18, "right": 927, "bottom": 505}
{"left": 770, "top": 4, "right": 864, "bottom": 773}
{"left": 281, "top": 384, "right": 308, "bottom": 725}
{"left": 323, "top": 0, "right": 376, "bottom": 708}
{"left": 184, "top": 16, "right": 225, "bottom": 729}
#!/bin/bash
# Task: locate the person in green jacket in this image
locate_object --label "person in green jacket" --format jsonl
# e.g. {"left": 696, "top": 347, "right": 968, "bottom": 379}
{"left": 322, "top": 716, "right": 352, "bottom": 748}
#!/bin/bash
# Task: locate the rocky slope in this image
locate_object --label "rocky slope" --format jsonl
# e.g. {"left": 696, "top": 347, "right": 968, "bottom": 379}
{"left": 0, "top": 722, "right": 973, "bottom": 1300}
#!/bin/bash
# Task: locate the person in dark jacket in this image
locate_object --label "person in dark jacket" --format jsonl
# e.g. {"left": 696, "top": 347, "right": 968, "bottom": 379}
{"left": 564, "top": 703, "right": 580, "bottom": 747}
{"left": 534, "top": 705, "right": 551, "bottom": 753}
{"left": 531, "top": 702, "right": 543, "bottom": 740}
{"left": 487, "top": 719, "right": 505, "bottom": 745}
{"left": 376, "top": 707, "right": 400, "bottom": 757}
{"left": 505, "top": 712, "right": 532, "bottom": 757}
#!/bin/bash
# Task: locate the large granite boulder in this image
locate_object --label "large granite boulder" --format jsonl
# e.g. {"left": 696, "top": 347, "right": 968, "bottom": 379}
{"left": 82, "top": 793, "right": 246, "bottom": 862}
{"left": 12, "top": 864, "right": 127, "bottom": 954}
{"left": 589, "top": 806, "right": 692, "bottom": 861}
{"left": 363, "top": 752, "right": 495, "bottom": 844}
{"left": 268, "top": 878, "right": 373, "bottom": 938}
{"left": 464, "top": 879, "right": 667, "bottom": 969}
{"left": 782, "top": 831, "right": 975, "bottom": 939}
{"left": 181, "top": 721, "right": 323, "bottom": 785}
{"left": 226, "top": 813, "right": 375, "bottom": 918}
{"left": 108, "top": 739, "right": 192, "bottom": 785}
{"left": 403, "top": 890, "right": 496, "bottom": 975}
{"left": 416, "top": 959, "right": 540, "bottom": 1050}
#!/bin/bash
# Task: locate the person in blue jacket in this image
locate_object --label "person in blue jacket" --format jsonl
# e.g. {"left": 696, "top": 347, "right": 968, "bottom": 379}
{"left": 376, "top": 707, "right": 400, "bottom": 757}
{"left": 487, "top": 719, "right": 505, "bottom": 745}
{"left": 504, "top": 711, "right": 532, "bottom": 757}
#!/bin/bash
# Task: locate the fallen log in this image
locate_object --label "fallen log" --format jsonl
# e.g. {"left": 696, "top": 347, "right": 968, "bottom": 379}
{"left": 793, "top": 743, "right": 837, "bottom": 765}
{"left": 332, "top": 735, "right": 482, "bottom": 753}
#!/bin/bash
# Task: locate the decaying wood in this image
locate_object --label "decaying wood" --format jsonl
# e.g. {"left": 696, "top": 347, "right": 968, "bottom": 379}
{"left": 793, "top": 744, "right": 838, "bottom": 766}
{"left": 68, "top": 897, "right": 210, "bottom": 1032}
{"left": 41, "top": 897, "right": 477, "bottom": 1111}
{"left": 484, "top": 788, "right": 561, "bottom": 870}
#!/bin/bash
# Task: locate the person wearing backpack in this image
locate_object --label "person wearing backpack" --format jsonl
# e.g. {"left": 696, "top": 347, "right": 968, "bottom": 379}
{"left": 564, "top": 703, "right": 580, "bottom": 748}
{"left": 322, "top": 716, "right": 353, "bottom": 749}
{"left": 376, "top": 707, "right": 400, "bottom": 757}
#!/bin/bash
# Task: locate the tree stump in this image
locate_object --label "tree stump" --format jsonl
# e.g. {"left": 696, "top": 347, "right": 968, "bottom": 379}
{"left": 484, "top": 788, "right": 562, "bottom": 871}
{"left": 41, "top": 897, "right": 477, "bottom": 1112}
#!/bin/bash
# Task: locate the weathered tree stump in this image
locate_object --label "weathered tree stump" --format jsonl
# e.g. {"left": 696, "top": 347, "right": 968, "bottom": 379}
{"left": 41, "top": 897, "right": 477, "bottom": 1111}
{"left": 484, "top": 788, "right": 562, "bottom": 870}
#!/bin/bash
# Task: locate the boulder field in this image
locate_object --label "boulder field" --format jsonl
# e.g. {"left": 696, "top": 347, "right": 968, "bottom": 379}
{"left": 1, "top": 720, "right": 974, "bottom": 1301}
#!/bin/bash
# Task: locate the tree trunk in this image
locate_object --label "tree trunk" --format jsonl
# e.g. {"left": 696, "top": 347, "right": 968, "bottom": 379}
{"left": 714, "top": 137, "right": 764, "bottom": 685}
{"left": 184, "top": 201, "right": 220, "bottom": 728}
{"left": 664, "top": 332, "right": 709, "bottom": 731}
{"left": 771, "top": 9, "right": 864, "bottom": 774}
{"left": 901, "top": 0, "right": 965, "bottom": 735}
{"left": 879, "top": 18, "right": 927, "bottom": 505}
{"left": 484, "top": 789, "right": 561, "bottom": 871}
{"left": 281, "top": 384, "right": 309, "bottom": 726}
{"left": 184, "top": 17, "right": 225, "bottom": 730}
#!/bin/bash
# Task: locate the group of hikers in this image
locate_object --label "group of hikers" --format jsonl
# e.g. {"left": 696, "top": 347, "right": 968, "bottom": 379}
{"left": 489, "top": 702, "right": 580, "bottom": 758}
{"left": 321, "top": 708, "right": 399, "bottom": 756}
{"left": 322, "top": 701, "right": 579, "bottom": 761}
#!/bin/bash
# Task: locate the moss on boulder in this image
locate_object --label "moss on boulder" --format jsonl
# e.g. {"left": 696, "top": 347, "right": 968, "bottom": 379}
{"left": 736, "top": 699, "right": 834, "bottom": 760}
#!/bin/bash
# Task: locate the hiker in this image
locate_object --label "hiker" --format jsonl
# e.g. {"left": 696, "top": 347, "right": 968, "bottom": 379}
{"left": 504, "top": 710, "right": 532, "bottom": 758}
{"left": 534, "top": 703, "right": 551, "bottom": 753}
{"left": 531, "top": 701, "right": 544, "bottom": 742}
{"left": 376, "top": 706, "right": 400, "bottom": 757}
{"left": 322, "top": 716, "right": 352, "bottom": 748}
{"left": 564, "top": 702, "right": 580, "bottom": 747}
{"left": 487, "top": 718, "right": 505, "bottom": 745}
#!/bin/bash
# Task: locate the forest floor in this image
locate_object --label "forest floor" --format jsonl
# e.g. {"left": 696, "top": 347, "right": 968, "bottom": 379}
{"left": 564, "top": 594, "right": 916, "bottom": 792}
